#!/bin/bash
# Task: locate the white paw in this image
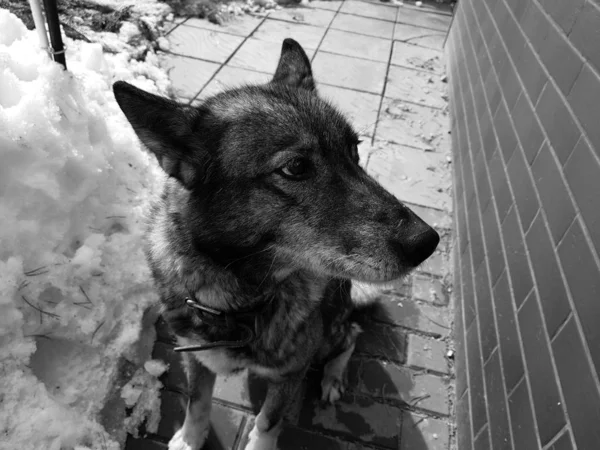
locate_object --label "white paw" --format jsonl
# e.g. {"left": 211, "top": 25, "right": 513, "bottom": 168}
{"left": 168, "top": 426, "right": 208, "bottom": 450}
{"left": 244, "top": 425, "right": 278, "bottom": 450}
{"left": 321, "top": 374, "right": 344, "bottom": 404}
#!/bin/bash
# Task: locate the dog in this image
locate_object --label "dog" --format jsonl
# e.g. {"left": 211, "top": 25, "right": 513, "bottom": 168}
{"left": 113, "top": 38, "right": 439, "bottom": 450}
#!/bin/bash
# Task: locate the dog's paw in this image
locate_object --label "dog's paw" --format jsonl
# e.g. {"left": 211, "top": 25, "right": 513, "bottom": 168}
{"left": 321, "top": 373, "right": 345, "bottom": 404}
{"left": 168, "top": 426, "right": 208, "bottom": 450}
{"left": 243, "top": 425, "right": 279, "bottom": 450}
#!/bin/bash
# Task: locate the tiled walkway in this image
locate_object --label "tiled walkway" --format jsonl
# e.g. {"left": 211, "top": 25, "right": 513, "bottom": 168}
{"left": 126, "top": 1, "right": 455, "bottom": 449}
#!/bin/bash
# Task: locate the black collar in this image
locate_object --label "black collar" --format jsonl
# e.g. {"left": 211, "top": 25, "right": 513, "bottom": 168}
{"left": 173, "top": 291, "right": 265, "bottom": 353}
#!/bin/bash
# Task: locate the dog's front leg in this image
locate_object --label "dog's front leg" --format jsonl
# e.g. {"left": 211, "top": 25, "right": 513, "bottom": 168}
{"left": 169, "top": 353, "right": 216, "bottom": 450}
{"left": 244, "top": 373, "right": 304, "bottom": 450}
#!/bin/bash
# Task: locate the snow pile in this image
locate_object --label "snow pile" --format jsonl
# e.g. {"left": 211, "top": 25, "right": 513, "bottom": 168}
{"left": 0, "top": 9, "right": 170, "bottom": 449}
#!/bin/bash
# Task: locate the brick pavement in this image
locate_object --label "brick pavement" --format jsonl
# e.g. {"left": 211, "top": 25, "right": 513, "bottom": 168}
{"left": 125, "top": 1, "right": 456, "bottom": 449}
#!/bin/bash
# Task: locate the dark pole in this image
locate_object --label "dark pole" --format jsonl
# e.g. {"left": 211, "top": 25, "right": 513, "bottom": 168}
{"left": 42, "top": 0, "right": 66, "bottom": 69}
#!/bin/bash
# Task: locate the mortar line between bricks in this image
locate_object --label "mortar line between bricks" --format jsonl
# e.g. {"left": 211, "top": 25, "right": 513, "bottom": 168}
{"left": 472, "top": 422, "right": 489, "bottom": 445}
{"left": 496, "top": 0, "right": 600, "bottom": 268}
{"left": 507, "top": 374, "right": 526, "bottom": 399}
{"left": 189, "top": 15, "right": 269, "bottom": 104}
{"left": 164, "top": 17, "right": 189, "bottom": 36}
{"left": 455, "top": 10, "right": 541, "bottom": 449}
{"left": 541, "top": 425, "right": 571, "bottom": 450}
{"left": 460, "top": 5, "right": 575, "bottom": 447}
{"left": 549, "top": 311, "right": 574, "bottom": 343}
{"left": 450, "top": 16, "right": 499, "bottom": 444}
{"left": 480, "top": 0, "right": 600, "bottom": 401}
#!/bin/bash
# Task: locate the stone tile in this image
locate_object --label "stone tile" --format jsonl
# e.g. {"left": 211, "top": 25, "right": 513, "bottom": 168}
{"left": 418, "top": 251, "right": 446, "bottom": 277}
{"left": 320, "top": 29, "right": 392, "bottom": 62}
{"left": 372, "top": 297, "right": 451, "bottom": 338}
{"left": 330, "top": 13, "right": 395, "bottom": 39}
{"left": 183, "top": 15, "right": 263, "bottom": 37}
{"left": 253, "top": 18, "right": 326, "bottom": 50}
{"left": 340, "top": 1, "right": 398, "bottom": 22}
{"left": 412, "top": 274, "right": 447, "bottom": 305}
{"left": 391, "top": 41, "right": 444, "bottom": 74}
{"left": 309, "top": 0, "right": 343, "bottom": 11}
{"left": 407, "top": 203, "right": 452, "bottom": 230}
{"left": 277, "top": 425, "right": 347, "bottom": 450}
{"left": 400, "top": 412, "right": 450, "bottom": 450}
{"left": 363, "top": 142, "right": 452, "bottom": 210}
{"left": 355, "top": 323, "right": 407, "bottom": 363}
{"left": 406, "top": 334, "right": 448, "bottom": 373}
{"left": 229, "top": 38, "right": 316, "bottom": 74}
{"left": 266, "top": 8, "right": 336, "bottom": 28}
{"left": 396, "top": 6, "right": 452, "bottom": 31}
{"left": 318, "top": 84, "right": 380, "bottom": 137}
{"left": 300, "top": 392, "right": 402, "bottom": 448}
{"left": 376, "top": 98, "right": 450, "bottom": 151}
{"left": 348, "top": 358, "right": 450, "bottom": 415}
{"left": 394, "top": 23, "right": 446, "bottom": 49}
{"left": 210, "top": 403, "right": 247, "bottom": 449}
{"left": 213, "top": 370, "right": 253, "bottom": 410}
{"left": 385, "top": 65, "right": 447, "bottom": 109}
{"left": 312, "top": 52, "right": 387, "bottom": 94}
{"left": 159, "top": 53, "right": 220, "bottom": 101}
{"left": 167, "top": 26, "right": 245, "bottom": 63}
{"left": 196, "top": 66, "right": 270, "bottom": 101}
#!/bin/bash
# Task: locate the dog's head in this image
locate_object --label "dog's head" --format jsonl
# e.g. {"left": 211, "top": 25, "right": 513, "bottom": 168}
{"left": 113, "top": 39, "right": 439, "bottom": 283}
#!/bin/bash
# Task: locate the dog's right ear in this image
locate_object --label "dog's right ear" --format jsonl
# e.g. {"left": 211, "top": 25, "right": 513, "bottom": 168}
{"left": 113, "top": 81, "right": 205, "bottom": 188}
{"left": 272, "top": 38, "right": 316, "bottom": 91}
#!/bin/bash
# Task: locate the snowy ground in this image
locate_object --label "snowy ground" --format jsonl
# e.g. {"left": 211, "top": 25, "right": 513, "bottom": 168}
{"left": 0, "top": 7, "right": 174, "bottom": 449}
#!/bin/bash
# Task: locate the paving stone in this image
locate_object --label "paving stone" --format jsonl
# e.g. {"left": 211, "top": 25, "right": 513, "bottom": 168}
{"left": 229, "top": 38, "right": 316, "bottom": 74}
{"left": 309, "top": 0, "right": 343, "bottom": 11}
{"left": 210, "top": 402, "right": 247, "bottom": 449}
{"left": 183, "top": 15, "right": 263, "bottom": 37}
{"left": 300, "top": 392, "right": 402, "bottom": 448}
{"left": 319, "top": 84, "right": 380, "bottom": 137}
{"left": 391, "top": 41, "right": 444, "bottom": 74}
{"left": 395, "top": 6, "right": 452, "bottom": 31}
{"left": 125, "top": 435, "right": 167, "bottom": 450}
{"left": 418, "top": 251, "right": 446, "bottom": 277}
{"left": 412, "top": 274, "right": 447, "bottom": 305}
{"left": 253, "top": 18, "right": 326, "bottom": 50}
{"left": 331, "top": 13, "right": 395, "bottom": 39}
{"left": 312, "top": 52, "right": 387, "bottom": 94}
{"left": 167, "top": 26, "right": 245, "bottom": 63}
{"left": 406, "top": 334, "right": 448, "bottom": 373}
{"left": 385, "top": 65, "right": 447, "bottom": 109}
{"left": 364, "top": 142, "right": 451, "bottom": 210}
{"left": 196, "top": 66, "right": 270, "bottom": 101}
{"left": 340, "top": 0, "right": 398, "bottom": 22}
{"left": 348, "top": 358, "right": 449, "bottom": 415}
{"left": 277, "top": 425, "right": 347, "bottom": 450}
{"left": 372, "top": 297, "right": 451, "bottom": 338}
{"left": 394, "top": 23, "right": 445, "bottom": 49}
{"left": 213, "top": 370, "right": 253, "bottom": 410}
{"left": 355, "top": 323, "right": 406, "bottom": 363}
{"left": 407, "top": 203, "right": 452, "bottom": 230}
{"left": 376, "top": 99, "right": 450, "bottom": 151}
{"left": 320, "top": 29, "right": 392, "bottom": 63}
{"left": 159, "top": 53, "right": 220, "bottom": 101}
{"left": 400, "top": 412, "right": 450, "bottom": 450}
{"left": 266, "top": 8, "right": 336, "bottom": 28}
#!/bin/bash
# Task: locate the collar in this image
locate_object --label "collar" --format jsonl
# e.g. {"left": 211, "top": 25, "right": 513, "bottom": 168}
{"left": 173, "top": 291, "right": 264, "bottom": 353}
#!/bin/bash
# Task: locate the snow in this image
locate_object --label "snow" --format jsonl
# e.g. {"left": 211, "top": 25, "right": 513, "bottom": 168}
{"left": 0, "top": 8, "right": 171, "bottom": 449}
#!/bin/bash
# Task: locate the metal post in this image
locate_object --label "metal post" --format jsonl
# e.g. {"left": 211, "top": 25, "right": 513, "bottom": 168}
{"left": 42, "top": 0, "right": 67, "bottom": 69}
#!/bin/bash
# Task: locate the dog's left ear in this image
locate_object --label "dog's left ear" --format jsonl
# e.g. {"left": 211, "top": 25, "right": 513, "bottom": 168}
{"left": 113, "top": 81, "right": 207, "bottom": 188}
{"left": 272, "top": 38, "right": 316, "bottom": 91}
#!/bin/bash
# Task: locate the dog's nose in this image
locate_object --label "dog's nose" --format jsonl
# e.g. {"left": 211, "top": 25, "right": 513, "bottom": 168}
{"left": 402, "top": 225, "right": 440, "bottom": 266}
{"left": 390, "top": 210, "right": 440, "bottom": 267}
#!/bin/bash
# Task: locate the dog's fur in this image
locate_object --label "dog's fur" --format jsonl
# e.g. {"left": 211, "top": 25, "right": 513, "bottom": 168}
{"left": 113, "top": 39, "right": 439, "bottom": 450}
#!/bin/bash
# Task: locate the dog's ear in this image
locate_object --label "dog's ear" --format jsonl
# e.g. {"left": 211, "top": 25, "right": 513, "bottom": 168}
{"left": 272, "top": 38, "right": 315, "bottom": 91}
{"left": 113, "top": 81, "right": 205, "bottom": 188}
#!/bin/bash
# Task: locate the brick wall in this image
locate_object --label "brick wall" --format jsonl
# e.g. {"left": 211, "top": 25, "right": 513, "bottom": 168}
{"left": 444, "top": 1, "right": 600, "bottom": 449}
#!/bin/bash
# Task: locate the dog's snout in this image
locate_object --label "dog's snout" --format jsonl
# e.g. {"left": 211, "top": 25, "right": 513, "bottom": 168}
{"left": 390, "top": 211, "right": 440, "bottom": 267}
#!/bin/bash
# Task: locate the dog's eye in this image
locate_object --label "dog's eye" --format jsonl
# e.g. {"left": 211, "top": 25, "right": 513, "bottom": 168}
{"left": 279, "top": 157, "right": 311, "bottom": 180}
